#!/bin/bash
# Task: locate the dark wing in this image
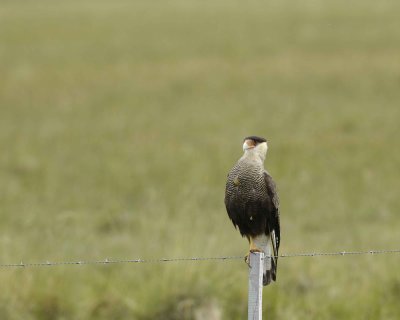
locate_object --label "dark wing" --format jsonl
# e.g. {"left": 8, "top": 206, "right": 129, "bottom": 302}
{"left": 264, "top": 171, "right": 280, "bottom": 254}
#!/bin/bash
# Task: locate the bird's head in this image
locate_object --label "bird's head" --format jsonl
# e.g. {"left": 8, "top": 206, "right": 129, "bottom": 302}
{"left": 242, "top": 136, "right": 268, "bottom": 161}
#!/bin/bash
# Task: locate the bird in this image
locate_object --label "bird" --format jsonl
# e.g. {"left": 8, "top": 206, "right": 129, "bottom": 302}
{"left": 224, "top": 136, "right": 280, "bottom": 285}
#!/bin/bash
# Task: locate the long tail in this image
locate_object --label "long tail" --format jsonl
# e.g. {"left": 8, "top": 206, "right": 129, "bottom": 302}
{"left": 270, "top": 230, "right": 278, "bottom": 280}
{"left": 252, "top": 234, "right": 277, "bottom": 286}
{"left": 262, "top": 231, "right": 278, "bottom": 286}
{"left": 262, "top": 246, "right": 273, "bottom": 286}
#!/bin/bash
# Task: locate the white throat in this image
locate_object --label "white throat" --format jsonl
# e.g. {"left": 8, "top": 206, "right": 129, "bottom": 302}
{"left": 243, "top": 142, "right": 268, "bottom": 163}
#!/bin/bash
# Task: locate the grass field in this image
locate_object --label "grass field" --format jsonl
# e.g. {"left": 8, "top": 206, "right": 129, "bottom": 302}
{"left": 1, "top": 0, "right": 400, "bottom": 319}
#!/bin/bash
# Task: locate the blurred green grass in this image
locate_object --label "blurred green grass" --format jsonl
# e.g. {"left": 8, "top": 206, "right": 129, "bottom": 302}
{"left": 1, "top": 0, "right": 400, "bottom": 319}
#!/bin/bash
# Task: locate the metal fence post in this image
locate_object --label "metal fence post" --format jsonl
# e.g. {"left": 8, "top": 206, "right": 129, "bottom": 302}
{"left": 248, "top": 251, "right": 263, "bottom": 320}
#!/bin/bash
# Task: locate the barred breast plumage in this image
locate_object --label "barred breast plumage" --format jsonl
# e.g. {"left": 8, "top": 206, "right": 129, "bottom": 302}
{"left": 225, "top": 158, "right": 271, "bottom": 237}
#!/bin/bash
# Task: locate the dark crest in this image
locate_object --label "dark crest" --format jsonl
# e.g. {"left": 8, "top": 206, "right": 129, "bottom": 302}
{"left": 244, "top": 136, "right": 267, "bottom": 143}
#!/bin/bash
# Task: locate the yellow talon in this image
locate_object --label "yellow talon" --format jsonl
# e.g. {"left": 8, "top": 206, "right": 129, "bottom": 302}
{"left": 244, "top": 253, "right": 250, "bottom": 267}
{"left": 244, "top": 236, "right": 263, "bottom": 267}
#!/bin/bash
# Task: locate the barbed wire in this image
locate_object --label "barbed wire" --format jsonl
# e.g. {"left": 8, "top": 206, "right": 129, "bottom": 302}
{"left": 0, "top": 249, "right": 399, "bottom": 269}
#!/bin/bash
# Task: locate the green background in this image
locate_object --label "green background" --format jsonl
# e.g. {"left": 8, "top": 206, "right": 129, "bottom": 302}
{"left": 1, "top": 0, "right": 400, "bottom": 318}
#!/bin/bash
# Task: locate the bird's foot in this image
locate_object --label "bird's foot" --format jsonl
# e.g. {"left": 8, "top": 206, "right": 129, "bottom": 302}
{"left": 244, "top": 248, "right": 263, "bottom": 267}
{"left": 244, "top": 253, "right": 250, "bottom": 267}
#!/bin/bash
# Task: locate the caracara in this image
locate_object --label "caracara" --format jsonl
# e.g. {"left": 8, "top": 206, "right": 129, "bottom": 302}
{"left": 225, "top": 136, "right": 280, "bottom": 285}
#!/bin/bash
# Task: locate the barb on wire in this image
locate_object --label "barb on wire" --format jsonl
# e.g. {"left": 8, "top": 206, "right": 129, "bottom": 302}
{"left": 0, "top": 249, "right": 399, "bottom": 269}
{"left": 276, "top": 249, "right": 400, "bottom": 258}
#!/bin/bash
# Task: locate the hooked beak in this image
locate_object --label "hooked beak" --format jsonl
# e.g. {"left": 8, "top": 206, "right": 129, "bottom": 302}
{"left": 242, "top": 139, "right": 256, "bottom": 151}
